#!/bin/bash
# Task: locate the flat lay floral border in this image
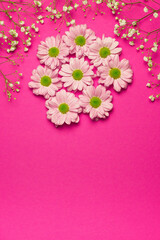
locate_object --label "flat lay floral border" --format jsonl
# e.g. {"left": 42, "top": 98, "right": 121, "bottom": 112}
{"left": 0, "top": 0, "right": 159, "bottom": 102}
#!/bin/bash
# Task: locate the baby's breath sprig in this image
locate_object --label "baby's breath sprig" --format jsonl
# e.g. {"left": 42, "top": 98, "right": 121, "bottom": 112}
{"left": 0, "top": 0, "right": 43, "bottom": 100}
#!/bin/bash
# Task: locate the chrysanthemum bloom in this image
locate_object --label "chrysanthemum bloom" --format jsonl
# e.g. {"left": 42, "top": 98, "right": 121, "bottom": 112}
{"left": 46, "top": 89, "right": 82, "bottom": 126}
{"left": 63, "top": 24, "right": 96, "bottom": 58}
{"left": 59, "top": 57, "right": 94, "bottom": 91}
{"left": 88, "top": 35, "right": 122, "bottom": 67}
{"left": 98, "top": 55, "right": 133, "bottom": 92}
{"left": 37, "top": 35, "right": 69, "bottom": 69}
{"left": 29, "top": 65, "right": 62, "bottom": 99}
{"left": 79, "top": 85, "right": 113, "bottom": 120}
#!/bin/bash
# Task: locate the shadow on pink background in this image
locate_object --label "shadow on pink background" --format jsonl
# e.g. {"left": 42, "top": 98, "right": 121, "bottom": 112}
{"left": 0, "top": 6, "right": 160, "bottom": 240}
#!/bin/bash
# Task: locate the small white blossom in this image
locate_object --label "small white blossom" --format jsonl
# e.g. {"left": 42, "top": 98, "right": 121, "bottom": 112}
{"left": 143, "top": 56, "right": 148, "bottom": 62}
{"left": 146, "top": 83, "right": 151, "bottom": 88}
{"left": 153, "top": 12, "right": 158, "bottom": 18}
{"left": 70, "top": 19, "right": 75, "bottom": 25}
{"left": 149, "top": 95, "right": 155, "bottom": 102}
{"left": 9, "top": 29, "right": 18, "bottom": 37}
{"left": 68, "top": 6, "right": 73, "bottom": 11}
{"left": 24, "top": 47, "right": 29, "bottom": 52}
{"left": 0, "top": 20, "right": 4, "bottom": 25}
{"left": 132, "top": 21, "right": 137, "bottom": 26}
{"left": 82, "top": 0, "right": 88, "bottom": 5}
{"left": 34, "top": 0, "right": 42, "bottom": 7}
{"left": 140, "top": 45, "right": 144, "bottom": 49}
{"left": 157, "top": 73, "right": 160, "bottom": 80}
{"left": 144, "top": 7, "right": 148, "bottom": 13}
{"left": 35, "top": 27, "right": 39, "bottom": 32}
{"left": 74, "top": 3, "right": 79, "bottom": 9}
{"left": 129, "top": 41, "right": 134, "bottom": 46}
{"left": 46, "top": 6, "right": 52, "bottom": 12}
{"left": 19, "top": 21, "right": 25, "bottom": 25}
{"left": 119, "top": 19, "right": 126, "bottom": 26}
{"left": 96, "top": 0, "right": 103, "bottom": 4}
{"left": 21, "top": 27, "right": 25, "bottom": 32}
{"left": 52, "top": 9, "right": 57, "bottom": 14}
{"left": 63, "top": 6, "right": 68, "bottom": 12}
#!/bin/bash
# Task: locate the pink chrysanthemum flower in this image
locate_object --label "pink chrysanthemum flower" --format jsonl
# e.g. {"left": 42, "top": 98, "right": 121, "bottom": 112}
{"left": 59, "top": 57, "right": 94, "bottom": 91}
{"left": 63, "top": 24, "right": 96, "bottom": 58}
{"left": 46, "top": 89, "right": 82, "bottom": 126}
{"left": 88, "top": 35, "right": 122, "bottom": 67}
{"left": 98, "top": 55, "right": 133, "bottom": 92}
{"left": 29, "top": 65, "right": 62, "bottom": 99}
{"left": 37, "top": 35, "right": 69, "bottom": 70}
{"left": 79, "top": 85, "right": 113, "bottom": 120}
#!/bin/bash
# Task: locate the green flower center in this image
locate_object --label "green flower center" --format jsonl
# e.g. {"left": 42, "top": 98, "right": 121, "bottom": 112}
{"left": 109, "top": 68, "right": 121, "bottom": 79}
{"left": 72, "top": 69, "right": 83, "bottom": 80}
{"left": 58, "top": 103, "right": 69, "bottom": 114}
{"left": 48, "top": 47, "right": 59, "bottom": 57}
{"left": 99, "top": 47, "right": 111, "bottom": 58}
{"left": 41, "top": 75, "right": 52, "bottom": 87}
{"left": 90, "top": 97, "right": 102, "bottom": 108}
{"left": 75, "top": 36, "right": 86, "bottom": 46}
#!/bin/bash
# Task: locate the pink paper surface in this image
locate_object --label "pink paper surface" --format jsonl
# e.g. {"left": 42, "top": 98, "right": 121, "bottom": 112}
{"left": 0, "top": 7, "right": 160, "bottom": 240}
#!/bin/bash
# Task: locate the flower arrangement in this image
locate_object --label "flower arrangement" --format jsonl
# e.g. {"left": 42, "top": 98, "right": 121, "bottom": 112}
{"left": 29, "top": 24, "right": 133, "bottom": 126}
{"left": 1, "top": 0, "right": 158, "bottom": 102}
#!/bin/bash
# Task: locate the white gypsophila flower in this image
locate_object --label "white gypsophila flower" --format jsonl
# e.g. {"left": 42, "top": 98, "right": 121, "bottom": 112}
{"left": 143, "top": 56, "right": 148, "bottom": 62}
{"left": 0, "top": 33, "right": 3, "bottom": 38}
{"left": 128, "top": 28, "right": 136, "bottom": 37}
{"left": 66, "top": 22, "right": 70, "bottom": 26}
{"left": 38, "top": 15, "right": 43, "bottom": 19}
{"left": 40, "top": 20, "right": 44, "bottom": 24}
{"left": 74, "top": 3, "right": 79, "bottom": 9}
{"left": 144, "top": 38, "right": 148, "bottom": 42}
{"left": 55, "top": 13, "right": 62, "bottom": 18}
{"left": 46, "top": 6, "right": 52, "bottom": 12}
{"left": 9, "top": 29, "right": 18, "bottom": 37}
{"left": 151, "top": 47, "right": 157, "bottom": 52}
{"left": 153, "top": 12, "right": 158, "bottom": 18}
{"left": 34, "top": 0, "right": 42, "bottom": 7}
{"left": 153, "top": 42, "right": 158, "bottom": 47}
{"left": 10, "top": 46, "right": 16, "bottom": 52}
{"left": 35, "top": 27, "right": 39, "bottom": 32}
{"left": 19, "top": 21, "right": 25, "bottom": 25}
{"left": 119, "top": 19, "right": 126, "bottom": 26}
{"left": 132, "top": 21, "right": 137, "bottom": 26}
{"left": 83, "top": 0, "right": 88, "bottom": 5}
{"left": 146, "top": 83, "right": 151, "bottom": 88}
{"left": 24, "top": 47, "right": 29, "bottom": 52}
{"left": 148, "top": 60, "right": 153, "bottom": 67}
{"left": 70, "top": 19, "right": 75, "bottom": 25}
{"left": 52, "top": 9, "right": 57, "bottom": 14}
{"left": 21, "top": 27, "right": 25, "bottom": 32}
{"left": 11, "top": 40, "right": 19, "bottom": 46}
{"left": 0, "top": 20, "right": 4, "bottom": 25}
{"left": 149, "top": 95, "right": 155, "bottom": 102}
{"left": 96, "top": 0, "right": 103, "bottom": 4}
{"left": 31, "top": 23, "right": 35, "bottom": 29}
{"left": 129, "top": 41, "right": 134, "bottom": 46}
{"left": 140, "top": 45, "right": 144, "bottom": 49}
{"left": 144, "top": 7, "right": 148, "bottom": 13}
{"left": 63, "top": 6, "right": 68, "bottom": 12}
{"left": 157, "top": 73, "right": 160, "bottom": 80}
{"left": 68, "top": 6, "right": 73, "bottom": 11}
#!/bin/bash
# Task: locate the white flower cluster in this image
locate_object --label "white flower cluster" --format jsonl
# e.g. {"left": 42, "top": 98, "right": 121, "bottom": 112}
{"left": 9, "top": 29, "right": 18, "bottom": 38}
{"left": 34, "top": 0, "right": 42, "bottom": 7}
{"left": 151, "top": 42, "right": 158, "bottom": 52}
{"left": 107, "top": 0, "right": 120, "bottom": 14}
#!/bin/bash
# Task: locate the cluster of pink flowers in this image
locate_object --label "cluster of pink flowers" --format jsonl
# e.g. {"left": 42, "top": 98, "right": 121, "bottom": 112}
{"left": 29, "top": 24, "right": 133, "bottom": 127}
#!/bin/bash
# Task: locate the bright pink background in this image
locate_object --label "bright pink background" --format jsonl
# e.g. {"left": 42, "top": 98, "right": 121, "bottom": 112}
{"left": 0, "top": 6, "right": 160, "bottom": 240}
